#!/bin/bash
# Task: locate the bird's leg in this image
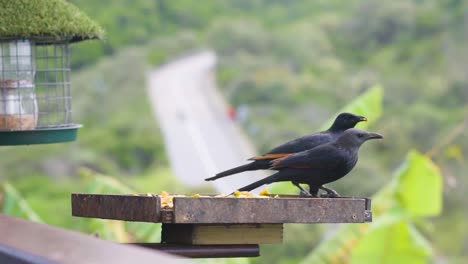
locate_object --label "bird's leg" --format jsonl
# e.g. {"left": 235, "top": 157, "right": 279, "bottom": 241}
{"left": 319, "top": 185, "right": 340, "bottom": 198}
{"left": 308, "top": 185, "right": 320, "bottom": 197}
{"left": 292, "top": 182, "right": 312, "bottom": 196}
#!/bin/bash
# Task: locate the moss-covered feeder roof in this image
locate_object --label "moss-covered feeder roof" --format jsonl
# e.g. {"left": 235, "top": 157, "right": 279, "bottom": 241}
{"left": 0, "top": 0, "right": 104, "bottom": 43}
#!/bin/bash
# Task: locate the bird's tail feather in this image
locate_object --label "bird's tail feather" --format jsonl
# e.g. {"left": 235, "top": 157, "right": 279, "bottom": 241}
{"left": 205, "top": 161, "right": 268, "bottom": 181}
{"left": 236, "top": 173, "right": 280, "bottom": 192}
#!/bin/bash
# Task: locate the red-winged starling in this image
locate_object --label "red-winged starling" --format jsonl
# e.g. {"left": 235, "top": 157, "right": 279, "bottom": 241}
{"left": 235, "top": 128, "right": 383, "bottom": 197}
{"left": 205, "top": 112, "right": 367, "bottom": 181}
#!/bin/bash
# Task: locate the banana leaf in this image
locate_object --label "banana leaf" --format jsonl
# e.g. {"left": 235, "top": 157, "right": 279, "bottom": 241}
{"left": 1, "top": 182, "right": 43, "bottom": 223}
{"left": 300, "top": 150, "right": 441, "bottom": 264}
{"left": 78, "top": 168, "right": 161, "bottom": 243}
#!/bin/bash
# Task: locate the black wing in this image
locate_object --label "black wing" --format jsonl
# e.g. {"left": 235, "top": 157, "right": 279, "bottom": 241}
{"left": 267, "top": 132, "right": 332, "bottom": 154}
{"left": 270, "top": 144, "right": 346, "bottom": 169}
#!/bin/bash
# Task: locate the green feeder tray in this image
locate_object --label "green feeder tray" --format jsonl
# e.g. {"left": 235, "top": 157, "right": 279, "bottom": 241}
{"left": 0, "top": 125, "right": 82, "bottom": 145}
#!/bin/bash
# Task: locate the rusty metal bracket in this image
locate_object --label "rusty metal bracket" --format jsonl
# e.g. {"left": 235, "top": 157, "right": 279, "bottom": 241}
{"left": 161, "top": 208, "right": 174, "bottom": 223}
{"left": 364, "top": 198, "right": 373, "bottom": 222}
{"left": 131, "top": 243, "right": 260, "bottom": 258}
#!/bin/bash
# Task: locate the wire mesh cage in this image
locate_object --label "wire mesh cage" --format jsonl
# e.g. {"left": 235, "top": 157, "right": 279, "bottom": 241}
{"left": 0, "top": 38, "right": 79, "bottom": 145}
{"left": 35, "top": 41, "right": 73, "bottom": 129}
{"left": 0, "top": 39, "right": 73, "bottom": 131}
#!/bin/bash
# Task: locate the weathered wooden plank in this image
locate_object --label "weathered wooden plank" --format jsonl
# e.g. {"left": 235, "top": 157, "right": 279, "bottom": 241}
{"left": 161, "top": 224, "right": 283, "bottom": 245}
{"left": 71, "top": 194, "right": 161, "bottom": 222}
{"left": 71, "top": 193, "right": 372, "bottom": 224}
{"left": 173, "top": 197, "right": 371, "bottom": 224}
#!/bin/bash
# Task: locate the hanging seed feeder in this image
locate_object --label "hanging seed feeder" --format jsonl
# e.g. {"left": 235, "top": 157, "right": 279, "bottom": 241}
{"left": 0, "top": 0, "right": 104, "bottom": 145}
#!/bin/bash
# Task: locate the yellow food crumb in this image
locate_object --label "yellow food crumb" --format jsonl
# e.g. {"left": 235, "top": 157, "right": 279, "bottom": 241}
{"left": 192, "top": 193, "right": 201, "bottom": 198}
{"left": 160, "top": 191, "right": 174, "bottom": 208}
{"left": 259, "top": 189, "right": 270, "bottom": 196}
{"left": 238, "top": 191, "right": 252, "bottom": 198}
{"left": 230, "top": 190, "right": 276, "bottom": 198}
{"left": 232, "top": 191, "right": 264, "bottom": 198}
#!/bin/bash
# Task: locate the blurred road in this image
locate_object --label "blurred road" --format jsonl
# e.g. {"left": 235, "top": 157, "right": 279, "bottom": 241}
{"left": 147, "top": 51, "right": 266, "bottom": 193}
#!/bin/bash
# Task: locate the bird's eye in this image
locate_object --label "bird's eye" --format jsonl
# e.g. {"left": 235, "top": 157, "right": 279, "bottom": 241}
{"left": 357, "top": 133, "right": 364, "bottom": 138}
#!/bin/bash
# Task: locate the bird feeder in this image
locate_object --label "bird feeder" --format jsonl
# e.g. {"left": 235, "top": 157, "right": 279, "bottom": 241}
{"left": 72, "top": 193, "right": 372, "bottom": 258}
{"left": 0, "top": 0, "right": 104, "bottom": 145}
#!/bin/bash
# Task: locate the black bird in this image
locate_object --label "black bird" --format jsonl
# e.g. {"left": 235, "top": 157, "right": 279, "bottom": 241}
{"left": 205, "top": 112, "right": 367, "bottom": 181}
{"left": 235, "top": 128, "right": 383, "bottom": 197}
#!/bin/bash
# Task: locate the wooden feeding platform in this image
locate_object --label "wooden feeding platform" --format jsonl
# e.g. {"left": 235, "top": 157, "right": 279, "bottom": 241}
{"left": 71, "top": 193, "right": 372, "bottom": 258}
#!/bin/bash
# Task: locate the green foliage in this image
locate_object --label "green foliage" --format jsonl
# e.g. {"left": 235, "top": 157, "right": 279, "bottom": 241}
{"left": 395, "top": 151, "right": 442, "bottom": 218}
{"left": 344, "top": 1, "right": 416, "bottom": 49}
{"left": 351, "top": 219, "right": 431, "bottom": 264}
{"left": 320, "top": 84, "right": 383, "bottom": 130}
{"left": 146, "top": 31, "right": 202, "bottom": 65}
{"left": 301, "top": 150, "right": 442, "bottom": 263}
{"left": 78, "top": 169, "right": 160, "bottom": 242}
{"left": 80, "top": 169, "right": 134, "bottom": 194}
{"left": 67, "top": 0, "right": 226, "bottom": 67}
{"left": 0, "top": 0, "right": 103, "bottom": 41}
{"left": 1, "top": 169, "right": 182, "bottom": 243}
{"left": 1, "top": 182, "right": 43, "bottom": 223}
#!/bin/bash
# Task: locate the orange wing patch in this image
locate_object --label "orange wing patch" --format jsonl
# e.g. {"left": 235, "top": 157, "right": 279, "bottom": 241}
{"left": 249, "top": 153, "right": 291, "bottom": 160}
{"left": 271, "top": 159, "right": 311, "bottom": 169}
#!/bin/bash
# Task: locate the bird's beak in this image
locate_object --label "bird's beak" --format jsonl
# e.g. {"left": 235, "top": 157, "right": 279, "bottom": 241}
{"left": 367, "top": 132, "right": 383, "bottom": 139}
{"left": 359, "top": 116, "right": 368, "bottom": 122}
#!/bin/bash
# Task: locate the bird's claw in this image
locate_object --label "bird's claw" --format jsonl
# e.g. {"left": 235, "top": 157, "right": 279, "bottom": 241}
{"left": 319, "top": 192, "right": 340, "bottom": 198}
{"left": 318, "top": 186, "right": 340, "bottom": 198}
{"left": 299, "top": 190, "right": 313, "bottom": 196}
{"left": 319, "top": 189, "right": 340, "bottom": 198}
